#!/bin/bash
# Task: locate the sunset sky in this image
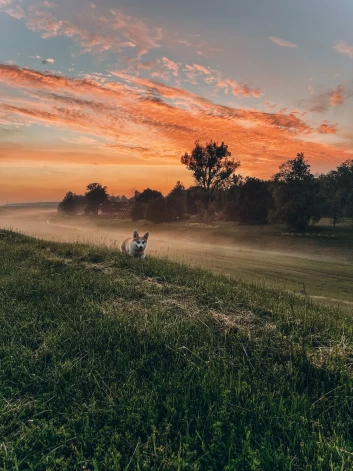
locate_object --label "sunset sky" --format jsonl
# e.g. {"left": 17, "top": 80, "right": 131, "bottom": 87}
{"left": 1, "top": 0, "right": 353, "bottom": 203}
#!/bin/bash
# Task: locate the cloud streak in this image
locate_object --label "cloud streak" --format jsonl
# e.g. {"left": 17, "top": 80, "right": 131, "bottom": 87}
{"left": 299, "top": 85, "right": 351, "bottom": 113}
{"left": 0, "top": 64, "right": 351, "bottom": 179}
{"left": 268, "top": 36, "right": 298, "bottom": 48}
{"left": 333, "top": 40, "right": 353, "bottom": 59}
{"left": 0, "top": 2, "right": 162, "bottom": 58}
{"left": 319, "top": 121, "right": 338, "bottom": 135}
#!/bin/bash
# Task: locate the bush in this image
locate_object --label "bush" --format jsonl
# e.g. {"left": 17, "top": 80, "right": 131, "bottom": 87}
{"left": 136, "top": 188, "right": 163, "bottom": 204}
{"left": 223, "top": 201, "right": 239, "bottom": 221}
{"left": 145, "top": 197, "right": 168, "bottom": 223}
{"left": 165, "top": 195, "right": 185, "bottom": 221}
{"left": 130, "top": 202, "right": 146, "bottom": 221}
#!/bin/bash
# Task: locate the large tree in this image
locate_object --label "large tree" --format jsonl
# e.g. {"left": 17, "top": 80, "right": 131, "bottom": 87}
{"left": 145, "top": 196, "right": 168, "bottom": 223}
{"left": 238, "top": 178, "right": 272, "bottom": 225}
{"left": 318, "top": 172, "right": 345, "bottom": 228}
{"left": 181, "top": 141, "right": 240, "bottom": 216}
{"left": 271, "top": 153, "right": 321, "bottom": 232}
{"left": 130, "top": 202, "right": 146, "bottom": 221}
{"left": 136, "top": 188, "right": 163, "bottom": 204}
{"left": 85, "top": 183, "right": 109, "bottom": 215}
{"left": 57, "top": 191, "right": 77, "bottom": 216}
{"left": 166, "top": 181, "right": 186, "bottom": 221}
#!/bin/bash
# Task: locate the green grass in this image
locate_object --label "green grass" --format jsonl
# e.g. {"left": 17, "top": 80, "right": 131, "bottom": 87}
{"left": 1, "top": 230, "right": 353, "bottom": 470}
{"left": 2, "top": 208, "right": 353, "bottom": 310}
{"left": 48, "top": 214, "right": 353, "bottom": 307}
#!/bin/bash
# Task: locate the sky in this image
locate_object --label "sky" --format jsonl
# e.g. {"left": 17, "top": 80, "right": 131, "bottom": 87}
{"left": 0, "top": 0, "right": 353, "bottom": 203}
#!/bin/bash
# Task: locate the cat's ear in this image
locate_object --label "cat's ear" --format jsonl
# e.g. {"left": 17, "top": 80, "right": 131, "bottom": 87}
{"left": 143, "top": 232, "right": 149, "bottom": 240}
{"left": 133, "top": 230, "right": 139, "bottom": 238}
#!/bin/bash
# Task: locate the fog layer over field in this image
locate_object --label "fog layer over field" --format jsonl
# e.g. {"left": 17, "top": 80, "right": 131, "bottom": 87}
{"left": 1, "top": 207, "right": 353, "bottom": 309}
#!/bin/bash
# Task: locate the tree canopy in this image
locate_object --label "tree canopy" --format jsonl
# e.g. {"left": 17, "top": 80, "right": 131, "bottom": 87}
{"left": 181, "top": 141, "right": 240, "bottom": 207}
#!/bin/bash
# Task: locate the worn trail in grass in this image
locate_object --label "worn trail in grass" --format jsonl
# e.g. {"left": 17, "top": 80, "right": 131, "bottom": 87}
{"left": 1, "top": 230, "right": 353, "bottom": 470}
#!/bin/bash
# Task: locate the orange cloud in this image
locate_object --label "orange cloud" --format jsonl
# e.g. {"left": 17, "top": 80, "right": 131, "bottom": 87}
{"left": 300, "top": 84, "right": 351, "bottom": 112}
{"left": 319, "top": 121, "right": 338, "bottom": 134}
{"left": 333, "top": 41, "right": 353, "bottom": 59}
{"left": 268, "top": 36, "right": 298, "bottom": 48}
{"left": 330, "top": 85, "right": 345, "bottom": 106}
{"left": 3, "top": 4, "right": 25, "bottom": 19}
{"left": 1, "top": 3, "right": 161, "bottom": 58}
{"left": 0, "top": 64, "right": 351, "bottom": 184}
{"left": 192, "top": 63, "right": 211, "bottom": 75}
{"left": 217, "top": 78, "right": 262, "bottom": 98}
{"left": 264, "top": 100, "right": 277, "bottom": 111}
{"left": 161, "top": 57, "right": 180, "bottom": 86}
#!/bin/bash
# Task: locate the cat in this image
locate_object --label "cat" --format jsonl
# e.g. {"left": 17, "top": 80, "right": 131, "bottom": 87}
{"left": 121, "top": 230, "right": 149, "bottom": 259}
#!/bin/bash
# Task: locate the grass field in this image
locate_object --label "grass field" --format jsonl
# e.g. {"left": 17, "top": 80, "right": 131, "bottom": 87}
{"left": 2, "top": 207, "right": 352, "bottom": 311}
{"left": 1, "top": 229, "right": 353, "bottom": 470}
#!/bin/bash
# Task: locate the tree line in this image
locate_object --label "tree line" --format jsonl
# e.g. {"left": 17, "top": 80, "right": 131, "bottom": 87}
{"left": 58, "top": 140, "right": 353, "bottom": 232}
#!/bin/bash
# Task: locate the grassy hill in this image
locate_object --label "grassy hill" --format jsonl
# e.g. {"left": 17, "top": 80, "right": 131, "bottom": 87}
{"left": 1, "top": 230, "right": 353, "bottom": 470}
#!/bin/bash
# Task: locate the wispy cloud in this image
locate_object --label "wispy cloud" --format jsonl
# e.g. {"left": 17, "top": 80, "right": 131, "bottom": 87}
{"left": 1, "top": 2, "right": 162, "bottom": 58}
{"left": 3, "top": 4, "right": 25, "bottom": 19}
{"left": 330, "top": 85, "right": 346, "bottom": 106}
{"left": 28, "top": 55, "right": 55, "bottom": 65}
{"left": 333, "top": 40, "right": 353, "bottom": 59}
{"left": 161, "top": 57, "right": 180, "bottom": 86}
{"left": 319, "top": 121, "right": 338, "bottom": 135}
{"left": 61, "top": 136, "right": 98, "bottom": 145}
{"left": 299, "top": 84, "right": 351, "bottom": 112}
{"left": 217, "top": 78, "right": 262, "bottom": 98}
{"left": 268, "top": 36, "right": 298, "bottom": 48}
{"left": 1, "top": 64, "right": 350, "bottom": 178}
{"left": 264, "top": 100, "right": 277, "bottom": 111}
{"left": 192, "top": 63, "right": 211, "bottom": 75}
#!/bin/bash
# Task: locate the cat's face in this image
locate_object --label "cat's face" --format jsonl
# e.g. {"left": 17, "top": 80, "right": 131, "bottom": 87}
{"left": 133, "top": 231, "right": 149, "bottom": 253}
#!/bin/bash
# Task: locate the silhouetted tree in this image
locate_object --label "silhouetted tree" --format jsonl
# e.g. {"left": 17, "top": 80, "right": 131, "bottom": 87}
{"left": 181, "top": 141, "right": 240, "bottom": 219}
{"left": 166, "top": 195, "right": 185, "bottom": 221}
{"left": 73, "top": 195, "right": 88, "bottom": 212}
{"left": 222, "top": 174, "right": 244, "bottom": 220}
{"left": 345, "top": 191, "right": 353, "bottom": 225}
{"left": 336, "top": 160, "right": 353, "bottom": 191}
{"left": 168, "top": 181, "right": 185, "bottom": 199}
{"left": 145, "top": 196, "right": 168, "bottom": 223}
{"left": 185, "top": 187, "right": 198, "bottom": 215}
{"left": 318, "top": 172, "right": 345, "bottom": 227}
{"left": 223, "top": 201, "right": 239, "bottom": 222}
{"left": 136, "top": 188, "right": 163, "bottom": 204}
{"left": 270, "top": 153, "right": 321, "bottom": 232}
{"left": 58, "top": 191, "right": 77, "bottom": 215}
{"left": 166, "top": 182, "right": 186, "bottom": 220}
{"left": 130, "top": 202, "right": 146, "bottom": 221}
{"left": 238, "top": 178, "right": 272, "bottom": 224}
{"left": 85, "top": 183, "right": 109, "bottom": 215}
{"left": 273, "top": 152, "right": 313, "bottom": 183}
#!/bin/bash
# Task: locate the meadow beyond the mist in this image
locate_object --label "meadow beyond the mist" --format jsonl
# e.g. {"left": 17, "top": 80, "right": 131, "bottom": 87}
{"left": 1, "top": 204, "right": 353, "bottom": 312}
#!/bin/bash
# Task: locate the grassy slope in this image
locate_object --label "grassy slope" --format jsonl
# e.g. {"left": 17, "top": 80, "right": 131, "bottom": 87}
{"left": 49, "top": 214, "right": 353, "bottom": 307}
{"left": 1, "top": 230, "right": 353, "bottom": 470}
